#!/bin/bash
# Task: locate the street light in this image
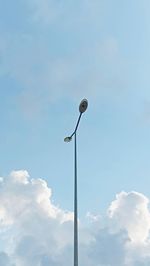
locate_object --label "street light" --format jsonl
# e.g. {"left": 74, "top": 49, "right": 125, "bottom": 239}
{"left": 64, "top": 99, "right": 88, "bottom": 266}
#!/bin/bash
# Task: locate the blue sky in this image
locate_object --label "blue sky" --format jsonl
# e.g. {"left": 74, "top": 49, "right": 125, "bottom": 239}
{"left": 1, "top": 0, "right": 150, "bottom": 214}
{"left": 1, "top": 1, "right": 150, "bottom": 265}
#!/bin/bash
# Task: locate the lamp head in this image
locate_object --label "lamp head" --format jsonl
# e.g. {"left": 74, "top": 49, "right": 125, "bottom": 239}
{"left": 79, "top": 99, "right": 88, "bottom": 113}
{"left": 64, "top": 136, "right": 72, "bottom": 142}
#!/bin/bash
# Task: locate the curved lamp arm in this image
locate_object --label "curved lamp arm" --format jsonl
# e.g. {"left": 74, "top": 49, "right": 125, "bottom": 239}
{"left": 64, "top": 99, "right": 88, "bottom": 142}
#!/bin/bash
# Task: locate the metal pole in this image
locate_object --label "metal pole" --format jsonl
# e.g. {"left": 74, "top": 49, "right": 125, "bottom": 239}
{"left": 64, "top": 99, "right": 88, "bottom": 266}
{"left": 74, "top": 131, "right": 78, "bottom": 266}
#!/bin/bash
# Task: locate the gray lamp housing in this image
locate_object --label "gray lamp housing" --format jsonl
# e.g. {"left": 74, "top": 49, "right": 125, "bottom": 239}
{"left": 79, "top": 99, "right": 88, "bottom": 113}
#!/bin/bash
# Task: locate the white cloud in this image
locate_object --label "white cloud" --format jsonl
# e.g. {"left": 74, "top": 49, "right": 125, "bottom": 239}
{"left": 0, "top": 170, "right": 74, "bottom": 266}
{"left": 0, "top": 170, "right": 150, "bottom": 265}
{"left": 108, "top": 191, "right": 150, "bottom": 243}
{"left": 10, "top": 170, "right": 29, "bottom": 184}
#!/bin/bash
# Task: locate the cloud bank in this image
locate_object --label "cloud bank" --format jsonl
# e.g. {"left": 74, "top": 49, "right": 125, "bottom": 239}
{"left": 0, "top": 170, "right": 150, "bottom": 265}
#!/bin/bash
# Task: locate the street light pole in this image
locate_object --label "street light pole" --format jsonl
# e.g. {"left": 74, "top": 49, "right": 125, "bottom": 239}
{"left": 64, "top": 99, "right": 88, "bottom": 266}
{"left": 74, "top": 131, "right": 78, "bottom": 266}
